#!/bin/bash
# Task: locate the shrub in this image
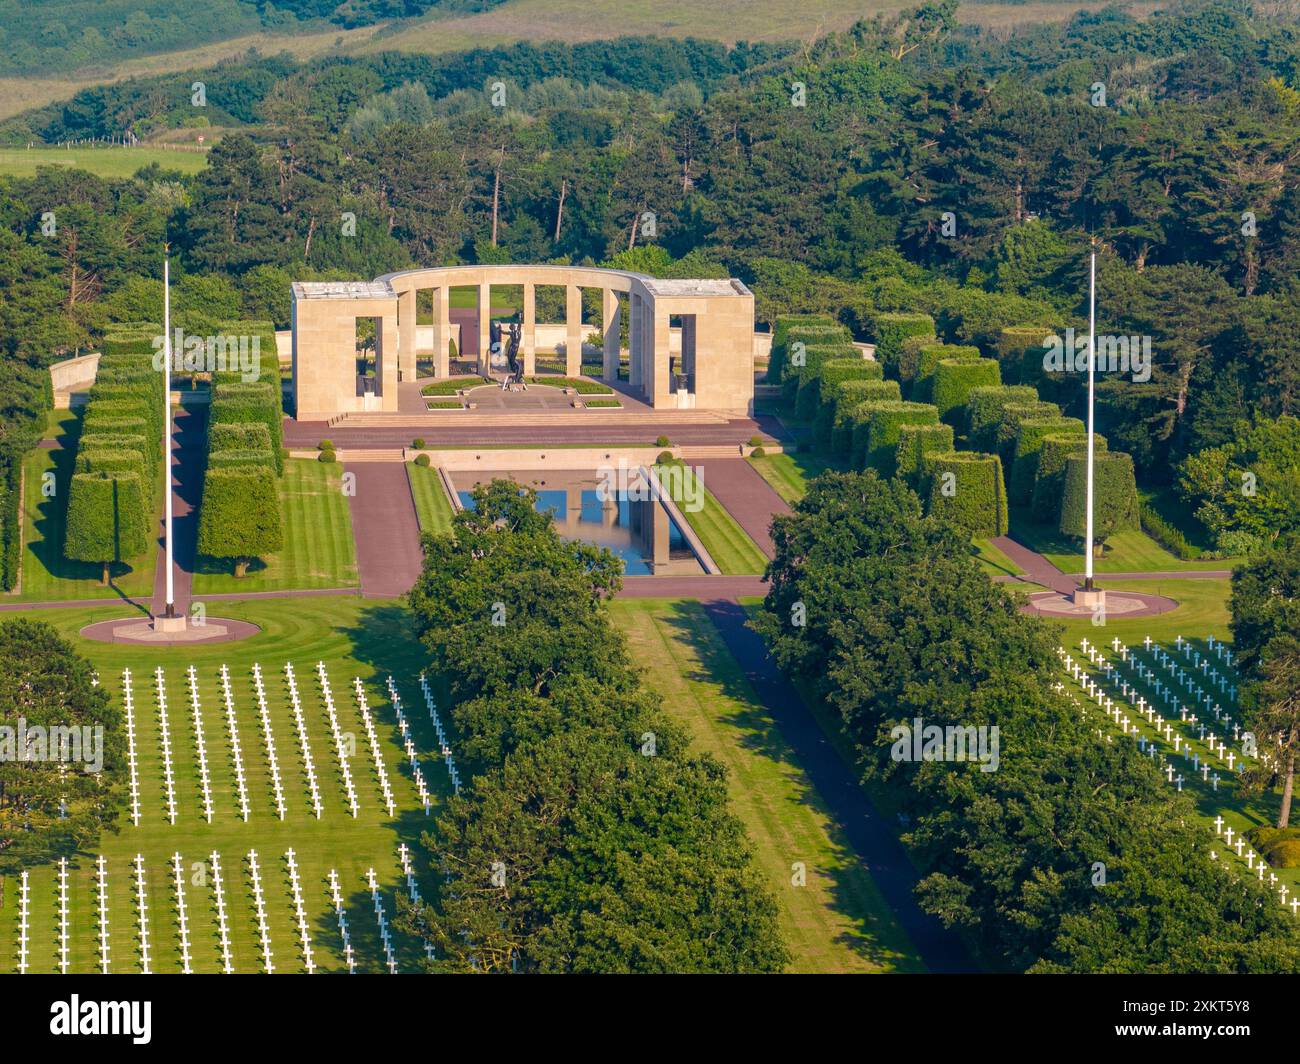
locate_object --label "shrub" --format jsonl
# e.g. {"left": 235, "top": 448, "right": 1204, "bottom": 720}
{"left": 1031, "top": 433, "right": 1107, "bottom": 522}
{"left": 998, "top": 325, "right": 1056, "bottom": 384}
{"left": 923, "top": 451, "right": 1009, "bottom": 536}
{"left": 914, "top": 344, "right": 982, "bottom": 399}
{"left": 209, "top": 422, "right": 272, "bottom": 452}
{"left": 787, "top": 344, "right": 860, "bottom": 406}
{"left": 996, "top": 401, "right": 1062, "bottom": 465}
{"left": 772, "top": 324, "right": 852, "bottom": 385}
{"left": 656, "top": 450, "right": 674, "bottom": 464}
{"left": 77, "top": 449, "right": 147, "bottom": 486}
{"left": 896, "top": 334, "right": 935, "bottom": 388}
{"left": 210, "top": 381, "right": 283, "bottom": 473}
{"left": 748, "top": 435, "right": 765, "bottom": 448}
{"left": 412, "top": 437, "right": 426, "bottom": 450}
{"left": 1139, "top": 501, "right": 1201, "bottom": 561}
{"left": 1059, "top": 452, "right": 1140, "bottom": 547}
{"left": 830, "top": 381, "right": 902, "bottom": 455}
{"left": 931, "top": 358, "right": 1001, "bottom": 422}
{"left": 801, "top": 357, "right": 881, "bottom": 424}
{"left": 858, "top": 401, "right": 940, "bottom": 475}
{"left": 197, "top": 466, "right": 283, "bottom": 577}
{"left": 64, "top": 471, "right": 149, "bottom": 583}
{"left": 655, "top": 435, "right": 672, "bottom": 448}
{"left": 414, "top": 453, "right": 432, "bottom": 467}
{"left": 80, "top": 415, "right": 156, "bottom": 468}
{"left": 895, "top": 423, "right": 955, "bottom": 483}
{"left": 208, "top": 449, "right": 276, "bottom": 471}
{"left": 750, "top": 446, "right": 766, "bottom": 458}
{"left": 318, "top": 450, "right": 337, "bottom": 464}
{"left": 1264, "top": 839, "right": 1300, "bottom": 868}
{"left": 967, "top": 385, "right": 1042, "bottom": 449}
{"left": 1008, "top": 416, "right": 1085, "bottom": 506}
{"left": 873, "top": 313, "right": 935, "bottom": 377}
{"left": 318, "top": 439, "right": 335, "bottom": 451}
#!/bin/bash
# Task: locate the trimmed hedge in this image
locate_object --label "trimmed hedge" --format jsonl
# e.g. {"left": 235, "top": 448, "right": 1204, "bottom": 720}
{"left": 1031, "top": 433, "right": 1107, "bottom": 522}
{"left": 830, "top": 381, "right": 902, "bottom": 454}
{"left": 931, "top": 358, "right": 1001, "bottom": 422}
{"left": 896, "top": 333, "right": 935, "bottom": 387}
{"left": 789, "top": 343, "right": 861, "bottom": 407}
{"left": 874, "top": 313, "right": 935, "bottom": 377}
{"left": 210, "top": 381, "right": 283, "bottom": 473}
{"left": 80, "top": 415, "right": 157, "bottom": 470}
{"left": 857, "top": 400, "right": 940, "bottom": 475}
{"left": 923, "top": 451, "right": 1009, "bottom": 536}
{"left": 207, "top": 449, "right": 276, "bottom": 471}
{"left": 966, "top": 385, "right": 1040, "bottom": 448}
{"left": 65, "top": 471, "right": 149, "bottom": 574}
{"left": 997, "top": 325, "right": 1055, "bottom": 384}
{"left": 914, "top": 344, "right": 982, "bottom": 398}
{"left": 772, "top": 323, "right": 851, "bottom": 385}
{"left": 208, "top": 421, "right": 273, "bottom": 453}
{"left": 803, "top": 357, "right": 881, "bottom": 429}
{"left": 77, "top": 449, "right": 147, "bottom": 486}
{"left": 0, "top": 458, "right": 18, "bottom": 592}
{"left": 197, "top": 466, "right": 284, "bottom": 574}
{"left": 1059, "top": 451, "right": 1140, "bottom": 543}
{"left": 1007, "top": 416, "right": 1085, "bottom": 506}
{"left": 996, "top": 401, "right": 1062, "bottom": 464}
{"left": 895, "top": 422, "right": 955, "bottom": 482}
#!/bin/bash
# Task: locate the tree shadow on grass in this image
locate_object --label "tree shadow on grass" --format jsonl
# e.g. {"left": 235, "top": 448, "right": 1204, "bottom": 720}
{"left": 655, "top": 598, "right": 924, "bottom": 972}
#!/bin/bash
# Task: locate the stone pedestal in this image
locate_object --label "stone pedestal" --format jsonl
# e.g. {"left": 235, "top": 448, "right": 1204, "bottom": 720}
{"left": 1072, "top": 587, "right": 1107, "bottom": 609}
{"left": 152, "top": 614, "right": 188, "bottom": 634}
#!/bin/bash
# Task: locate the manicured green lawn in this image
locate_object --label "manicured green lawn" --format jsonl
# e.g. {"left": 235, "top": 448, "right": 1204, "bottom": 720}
{"left": 611, "top": 598, "right": 923, "bottom": 973}
{"left": 974, "top": 537, "right": 1024, "bottom": 577}
{"left": 0, "top": 596, "right": 444, "bottom": 974}
{"left": 13, "top": 443, "right": 157, "bottom": 603}
{"left": 407, "top": 462, "right": 454, "bottom": 536}
{"left": 1012, "top": 516, "right": 1233, "bottom": 574}
{"left": 747, "top": 451, "right": 844, "bottom": 506}
{"left": 1039, "top": 577, "right": 1231, "bottom": 649}
{"left": 191, "top": 460, "right": 358, "bottom": 594}
{"left": 0, "top": 146, "right": 208, "bottom": 179}
{"left": 662, "top": 464, "right": 767, "bottom": 575}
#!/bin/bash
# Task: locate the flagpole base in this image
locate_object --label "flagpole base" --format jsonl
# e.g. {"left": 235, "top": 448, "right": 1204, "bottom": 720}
{"left": 152, "top": 613, "right": 188, "bottom": 633}
{"left": 1072, "top": 586, "right": 1107, "bottom": 609}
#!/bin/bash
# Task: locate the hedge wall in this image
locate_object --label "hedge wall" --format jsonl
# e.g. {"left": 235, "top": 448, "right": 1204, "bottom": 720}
{"left": 78, "top": 448, "right": 147, "bottom": 486}
{"left": 209, "top": 381, "right": 283, "bottom": 473}
{"left": 208, "top": 422, "right": 273, "bottom": 453}
{"left": 873, "top": 313, "right": 935, "bottom": 378}
{"left": 770, "top": 314, "right": 837, "bottom": 382}
{"left": 1007, "top": 415, "right": 1085, "bottom": 506}
{"left": 914, "top": 344, "right": 982, "bottom": 399}
{"left": 897, "top": 333, "right": 935, "bottom": 388}
{"left": 966, "top": 385, "right": 1042, "bottom": 448}
{"left": 811, "top": 364, "right": 886, "bottom": 449}
{"left": 789, "top": 343, "right": 861, "bottom": 407}
{"left": 771, "top": 322, "right": 851, "bottom": 385}
{"left": 923, "top": 451, "right": 1009, "bottom": 537}
{"left": 831, "top": 381, "right": 903, "bottom": 455}
{"left": 997, "top": 325, "right": 1055, "bottom": 384}
{"left": 857, "top": 401, "right": 940, "bottom": 475}
{"left": 1059, "top": 451, "right": 1140, "bottom": 543}
{"left": 895, "top": 422, "right": 955, "bottom": 482}
{"left": 996, "top": 400, "right": 1062, "bottom": 464}
{"left": 931, "top": 358, "right": 1001, "bottom": 422}
{"left": 197, "top": 466, "right": 284, "bottom": 574}
{"left": 0, "top": 456, "right": 19, "bottom": 592}
{"left": 80, "top": 414, "right": 157, "bottom": 470}
{"left": 1030, "top": 432, "right": 1108, "bottom": 522}
{"left": 65, "top": 471, "right": 149, "bottom": 574}
{"left": 207, "top": 449, "right": 277, "bottom": 471}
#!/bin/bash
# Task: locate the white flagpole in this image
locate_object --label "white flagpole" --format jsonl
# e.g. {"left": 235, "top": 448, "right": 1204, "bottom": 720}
{"left": 163, "top": 250, "right": 175, "bottom": 618}
{"left": 1084, "top": 251, "right": 1096, "bottom": 588}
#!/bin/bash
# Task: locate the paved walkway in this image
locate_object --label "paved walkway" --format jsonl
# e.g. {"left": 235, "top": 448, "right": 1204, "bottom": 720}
{"left": 989, "top": 535, "right": 1076, "bottom": 594}
{"left": 343, "top": 461, "right": 425, "bottom": 599}
{"left": 702, "top": 598, "right": 977, "bottom": 973}
{"left": 695, "top": 458, "right": 790, "bottom": 558}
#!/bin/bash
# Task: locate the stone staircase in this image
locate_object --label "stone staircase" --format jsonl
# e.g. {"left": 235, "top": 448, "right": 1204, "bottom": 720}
{"left": 326, "top": 409, "right": 732, "bottom": 429}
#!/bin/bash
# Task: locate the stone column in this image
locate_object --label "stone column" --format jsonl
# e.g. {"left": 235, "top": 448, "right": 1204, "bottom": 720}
{"left": 522, "top": 282, "right": 536, "bottom": 377}
{"left": 565, "top": 284, "right": 583, "bottom": 378}
{"left": 652, "top": 306, "right": 671, "bottom": 408}
{"left": 628, "top": 293, "right": 641, "bottom": 394}
{"left": 433, "top": 286, "right": 450, "bottom": 378}
{"left": 478, "top": 281, "right": 492, "bottom": 376}
{"left": 602, "top": 288, "right": 620, "bottom": 382}
{"left": 397, "top": 287, "right": 416, "bottom": 382}
{"left": 377, "top": 313, "right": 399, "bottom": 410}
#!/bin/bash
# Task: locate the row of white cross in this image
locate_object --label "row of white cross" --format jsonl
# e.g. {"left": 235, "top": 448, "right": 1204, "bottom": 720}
{"left": 316, "top": 662, "right": 360, "bottom": 818}
{"left": 247, "top": 849, "right": 275, "bottom": 973}
{"left": 16, "top": 871, "right": 29, "bottom": 974}
{"left": 1210, "top": 816, "right": 1300, "bottom": 915}
{"left": 284, "top": 662, "right": 324, "bottom": 818}
{"left": 390, "top": 679, "right": 431, "bottom": 814}
{"left": 218, "top": 664, "right": 252, "bottom": 822}
{"left": 353, "top": 678, "right": 397, "bottom": 817}
{"left": 153, "top": 668, "right": 179, "bottom": 824}
{"left": 418, "top": 673, "right": 461, "bottom": 796}
{"left": 171, "top": 853, "right": 193, "bottom": 974}
{"left": 57, "top": 858, "right": 70, "bottom": 974}
{"left": 366, "top": 867, "right": 399, "bottom": 975}
{"left": 251, "top": 664, "right": 288, "bottom": 820}
{"left": 398, "top": 842, "right": 436, "bottom": 963}
{"left": 327, "top": 869, "right": 356, "bottom": 973}
{"left": 285, "top": 848, "right": 316, "bottom": 973}
{"left": 133, "top": 854, "right": 151, "bottom": 974}
{"left": 122, "top": 670, "right": 141, "bottom": 826}
{"left": 185, "top": 666, "right": 215, "bottom": 822}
